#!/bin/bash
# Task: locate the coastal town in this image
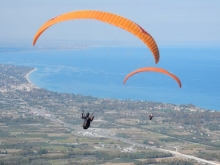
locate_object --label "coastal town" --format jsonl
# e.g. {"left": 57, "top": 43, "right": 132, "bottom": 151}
{"left": 0, "top": 64, "right": 208, "bottom": 113}
{"left": 0, "top": 64, "right": 220, "bottom": 165}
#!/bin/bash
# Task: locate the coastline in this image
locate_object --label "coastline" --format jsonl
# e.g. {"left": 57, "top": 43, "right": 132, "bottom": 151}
{"left": 21, "top": 66, "right": 218, "bottom": 111}
{"left": 24, "top": 68, "right": 37, "bottom": 86}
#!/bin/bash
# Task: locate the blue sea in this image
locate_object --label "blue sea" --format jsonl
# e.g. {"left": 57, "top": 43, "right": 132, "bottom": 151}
{"left": 0, "top": 46, "right": 220, "bottom": 111}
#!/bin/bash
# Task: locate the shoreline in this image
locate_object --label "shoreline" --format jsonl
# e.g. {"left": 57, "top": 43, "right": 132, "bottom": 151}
{"left": 24, "top": 68, "right": 37, "bottom": 86}
{"left": 22, "top": 68, "right": 217, "bottom": 112}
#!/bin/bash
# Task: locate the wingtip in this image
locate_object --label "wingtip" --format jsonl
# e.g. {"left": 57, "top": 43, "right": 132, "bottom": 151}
{"left": 32, "top": 40, "right": 36, "bottom": 46}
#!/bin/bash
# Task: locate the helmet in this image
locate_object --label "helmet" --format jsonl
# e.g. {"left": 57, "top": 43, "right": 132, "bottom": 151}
{"left": 86, "top": 113, "right": 90, "bottom": 117}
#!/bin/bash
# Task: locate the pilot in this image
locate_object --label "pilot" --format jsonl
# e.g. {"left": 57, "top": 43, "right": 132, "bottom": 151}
{"left": 81, "top": 110, "right": 94, "bottom": 129}
{"left": 149, "top": 113, "right": 154, "bottom": 120}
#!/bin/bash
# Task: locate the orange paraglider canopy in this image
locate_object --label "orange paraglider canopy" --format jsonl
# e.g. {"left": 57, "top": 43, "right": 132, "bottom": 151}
{"left": 123, "top": 67, "right": 182, "bottom": 88}
{"left": 33, "top": 10, "right": 160, "bottom": 63}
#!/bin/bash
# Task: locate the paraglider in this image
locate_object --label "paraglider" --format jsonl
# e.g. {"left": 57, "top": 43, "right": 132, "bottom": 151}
{"left": 33, "top": 10, "right": 160, "bottom": 63}
{"left": 123, "top": 67, "right": 182, "bottom": 88}
{"left": 148, "top": 113, "right": 154, "bottom": 120}
{"left": 81, "top": 110, "right": 94, "bottom": 129}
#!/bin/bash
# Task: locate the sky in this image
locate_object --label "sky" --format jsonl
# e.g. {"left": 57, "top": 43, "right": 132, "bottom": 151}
{"left": 1, "top": 0, "right": 220, "bottom": 47}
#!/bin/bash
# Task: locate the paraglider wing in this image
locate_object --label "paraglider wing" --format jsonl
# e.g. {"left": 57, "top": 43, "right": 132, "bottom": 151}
{"left": 33, "top": 10, "right": 159, "bottom": 63}
{"left": 123, "top": 67, "right": 182, "bottom": 88}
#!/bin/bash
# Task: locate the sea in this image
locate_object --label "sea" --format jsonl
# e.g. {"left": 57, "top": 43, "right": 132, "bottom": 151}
{"left": 0, "top": 45, "right": 220, "bottom": 111}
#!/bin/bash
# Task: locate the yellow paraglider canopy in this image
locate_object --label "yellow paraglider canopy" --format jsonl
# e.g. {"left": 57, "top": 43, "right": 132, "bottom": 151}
{"left": 123, "top": 67, "right": 182, "bottom": 88}
{"left": 33, "top": 10, "right": 160, "bottom": 63}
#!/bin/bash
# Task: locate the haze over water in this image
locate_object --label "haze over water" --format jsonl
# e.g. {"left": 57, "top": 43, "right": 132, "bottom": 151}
{"left": 0, "top": 46, "right": 220, "bottom": 111}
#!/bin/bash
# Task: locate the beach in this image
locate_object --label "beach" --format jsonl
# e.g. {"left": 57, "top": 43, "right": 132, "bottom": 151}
{"left": 24, "top": 67, "right": 37, "bottom": 87}
{"left": 1, "top": 47, "right": 220, "bottom": 111}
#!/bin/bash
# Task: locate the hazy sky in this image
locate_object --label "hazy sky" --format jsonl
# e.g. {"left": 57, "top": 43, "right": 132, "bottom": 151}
{"left": 1, "top": 0, "right": 220, "bottom": 47}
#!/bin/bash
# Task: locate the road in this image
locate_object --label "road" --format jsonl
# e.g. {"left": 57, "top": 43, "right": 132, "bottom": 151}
{"left": 32, "top": 108, "right": 220, "bottom": 165}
